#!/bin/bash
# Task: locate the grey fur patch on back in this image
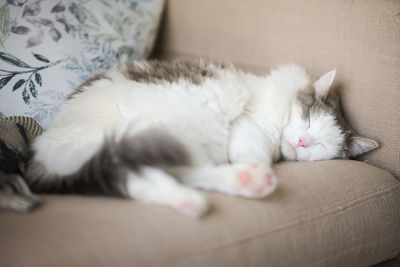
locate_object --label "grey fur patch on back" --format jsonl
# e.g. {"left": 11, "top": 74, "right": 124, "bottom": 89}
{"left": 26, "top": 129, "right": 190, "bottom": 196}
{"left": 120, "top": 59, "right": 224, "bottom": 85}
{"left": 69, "top": 73, "right": 111, "bottom": 99}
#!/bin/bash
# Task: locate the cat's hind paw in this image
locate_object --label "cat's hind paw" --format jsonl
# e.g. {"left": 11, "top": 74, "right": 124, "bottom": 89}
{"left": 172, "top": 189, "right": 209, "bottom": 219}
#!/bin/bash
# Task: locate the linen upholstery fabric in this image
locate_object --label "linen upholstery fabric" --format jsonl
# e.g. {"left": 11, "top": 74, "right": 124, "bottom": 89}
{"left": 153, "top": 0, "right": 400, "bottom": 178}
{"left": 1, "top": 1, "right": 399, "bottom": 266}
{"left": 0, "top": 160, "right": 399, "bottom": 267}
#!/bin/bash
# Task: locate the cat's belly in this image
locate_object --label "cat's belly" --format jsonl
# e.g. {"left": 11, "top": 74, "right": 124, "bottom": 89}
{"left": 117, "top": 94, "right": 232, "bottom": 166}
{"left": 127, "top": 109, "right": 231, "bottom": 166}
{"left": 50, "top": 77, "right": 246, "bottom": 169}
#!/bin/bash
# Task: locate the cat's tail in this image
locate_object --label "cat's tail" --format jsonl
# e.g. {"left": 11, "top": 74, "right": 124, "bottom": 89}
{"left": 25, "top": 129, "right": 190, "bottom": 196}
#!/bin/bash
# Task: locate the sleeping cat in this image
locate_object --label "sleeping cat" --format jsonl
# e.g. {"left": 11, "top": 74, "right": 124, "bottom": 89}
{"left": 26, "top": 59, "right": 378, "bottom": 218}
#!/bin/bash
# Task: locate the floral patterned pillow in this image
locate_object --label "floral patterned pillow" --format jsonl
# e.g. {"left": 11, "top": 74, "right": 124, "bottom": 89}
{"left": 0, "top": 0, "right": 164, "bottom": 128}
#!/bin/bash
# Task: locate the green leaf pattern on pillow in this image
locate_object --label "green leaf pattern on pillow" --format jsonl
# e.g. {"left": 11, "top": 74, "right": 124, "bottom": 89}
{"left": 0, "top": 0, "right": 164, "bottom": 128}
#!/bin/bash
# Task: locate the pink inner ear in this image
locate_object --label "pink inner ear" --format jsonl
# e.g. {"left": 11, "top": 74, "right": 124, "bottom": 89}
{"left": 313, "top": 69, "right": 336, "bottom": 98}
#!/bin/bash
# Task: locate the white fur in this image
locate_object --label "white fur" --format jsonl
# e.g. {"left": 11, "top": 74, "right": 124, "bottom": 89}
{"left": 280, "top": 68, "right": 344, "bottom": 161}
{"left": 31, "top": 62, "right": 345, "bottom": 217}
{"left": 281, "top": 107, "right": 344, "bottom": 161}
{"left": 127, "top": 167, "right": 209, "bottom": 218}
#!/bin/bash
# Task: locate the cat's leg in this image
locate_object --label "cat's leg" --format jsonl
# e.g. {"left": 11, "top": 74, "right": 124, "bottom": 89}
{"left": 168, "top": 163, "right": 277, "bottom": 198}
{"left": 228, "top": 117, "right": 280, "bottom": 164}
{"left": 126, "top": 166, "right": 209, "bottom": 218}
{"left": 170, "top": 117, "right": 279, "bottom": 198}
{"left": 165, "top": 118, "right": 280, "bottom": 199}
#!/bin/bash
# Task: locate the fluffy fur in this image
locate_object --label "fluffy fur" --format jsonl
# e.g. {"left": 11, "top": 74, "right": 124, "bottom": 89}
{"left": 26, "top": 59, "right": 378, "bottom": 218}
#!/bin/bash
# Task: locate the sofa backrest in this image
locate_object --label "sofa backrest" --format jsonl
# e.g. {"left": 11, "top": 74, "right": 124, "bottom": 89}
{"left": 153, "top": 0, "right": 400, "bottom": 178}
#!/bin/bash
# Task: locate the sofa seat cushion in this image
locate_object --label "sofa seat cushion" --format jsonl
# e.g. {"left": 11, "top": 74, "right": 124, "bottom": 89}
{"left": 1, "top": 160, "right": 399, "bottom": 267}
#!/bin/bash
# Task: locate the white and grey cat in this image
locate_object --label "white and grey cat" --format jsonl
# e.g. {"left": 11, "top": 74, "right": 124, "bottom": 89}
{"left": 26, "top": 60, "right": 378, "bottom": 218}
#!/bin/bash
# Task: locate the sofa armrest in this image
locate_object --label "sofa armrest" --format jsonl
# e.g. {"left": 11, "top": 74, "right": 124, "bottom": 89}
{"left": 153, "top": 0, "right": 400, "bottom": 177}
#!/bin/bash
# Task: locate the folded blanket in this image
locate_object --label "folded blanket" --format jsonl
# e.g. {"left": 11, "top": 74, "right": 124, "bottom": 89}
{"left": 0, "top": 116, "right": 43, "bottom": 212}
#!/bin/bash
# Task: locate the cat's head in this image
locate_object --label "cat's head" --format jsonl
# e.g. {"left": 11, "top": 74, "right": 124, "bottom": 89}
{"left": 280, "top": 69, "right": 378, "bottom": 161}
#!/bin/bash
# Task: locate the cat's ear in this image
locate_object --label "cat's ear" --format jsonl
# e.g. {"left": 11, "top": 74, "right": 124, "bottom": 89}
{"left": 313, "top": 69, "right": 336, "bottom": 99}
{"left": 347, "top": 136, "right": 379, "bottom": 158}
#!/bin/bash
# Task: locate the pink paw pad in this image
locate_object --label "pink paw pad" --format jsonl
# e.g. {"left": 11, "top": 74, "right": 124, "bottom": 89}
{"left": 250, "top": 164, "right": 258, "bottom": 169}
{"left": 253, "top": 187, "right": 264, "bottom": 194}
{"left": 264, "top": 173, "right": 272, "bottom": 187}
{"left": 238, "top": 170, "right": 252, "bottom": 186}
{"left": 179, "top": 202, "right": 199, "bottom": 212}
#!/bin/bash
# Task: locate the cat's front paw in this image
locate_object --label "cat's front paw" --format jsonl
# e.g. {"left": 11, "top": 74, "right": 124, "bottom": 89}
{"left": 235, "top": 164, "right": 278, "bottom": 198}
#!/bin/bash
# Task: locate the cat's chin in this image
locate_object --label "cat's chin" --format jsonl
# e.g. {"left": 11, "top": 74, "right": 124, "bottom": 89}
{"left": 281, "top": 141, "right": 297, "bottom": 161}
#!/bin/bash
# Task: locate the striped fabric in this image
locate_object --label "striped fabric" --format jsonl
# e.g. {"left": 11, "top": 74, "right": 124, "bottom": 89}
{"left": 3, "top": 116, "right": 44, "bottom": 138}
{"left": 0, "top": 116, "right": 43, "bottom": 212}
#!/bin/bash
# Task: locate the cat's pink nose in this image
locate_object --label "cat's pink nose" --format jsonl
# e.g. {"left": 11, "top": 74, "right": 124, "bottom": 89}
{"left": 297, "top": 137, "right": 307, "bottom": 148}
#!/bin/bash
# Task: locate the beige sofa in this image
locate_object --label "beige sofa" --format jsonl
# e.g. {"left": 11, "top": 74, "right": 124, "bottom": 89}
{"left": 1, "top": 1, "right": 399, "bottom": 266}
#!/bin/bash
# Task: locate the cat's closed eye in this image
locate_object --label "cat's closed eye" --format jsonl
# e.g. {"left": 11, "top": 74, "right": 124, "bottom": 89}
{"left": 306, "top": 113, "right": 311, "bottom": 129}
